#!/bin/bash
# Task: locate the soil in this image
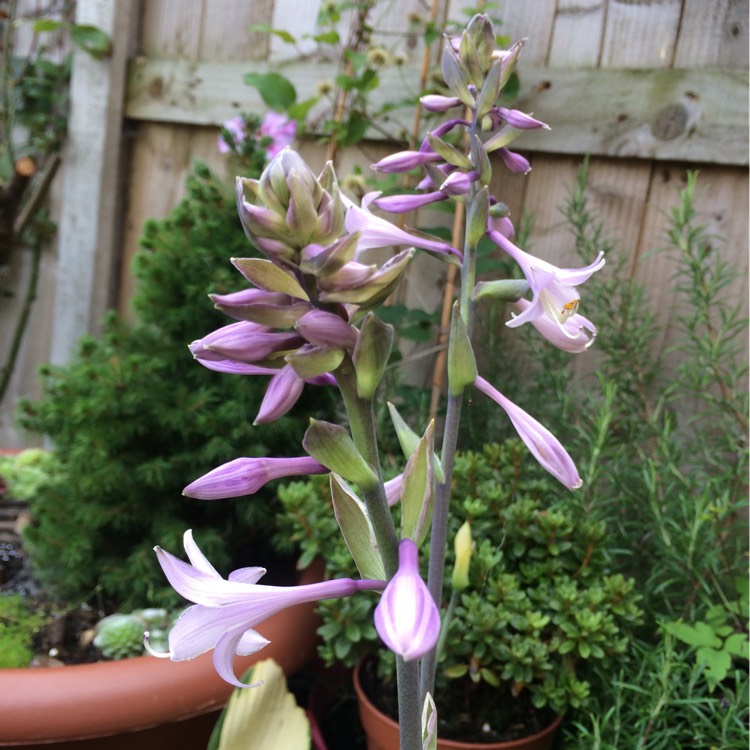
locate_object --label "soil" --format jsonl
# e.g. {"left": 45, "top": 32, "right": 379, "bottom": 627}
{"left": 1, "top": 529, "right": 108, "bottom": 665}
{"left": 359, "top": 657, "right": 558, "bottom": 744}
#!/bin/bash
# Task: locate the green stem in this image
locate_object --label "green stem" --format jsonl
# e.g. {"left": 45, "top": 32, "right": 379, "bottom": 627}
{"left": 335, "top": 360, "right": 422, "bottom": 750}
{"left": 420, "top": 119, "right": 481, "bottom": 702}
{"left": 334, "top": 360, "right": 399, "bottom": 578}
{"left": 396, "top": 658, "right": 422, "bottom": 750}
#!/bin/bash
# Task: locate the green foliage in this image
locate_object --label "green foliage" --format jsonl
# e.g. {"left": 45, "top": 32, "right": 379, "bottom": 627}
{"left": 0, "top": 594, "right": 46, "bottom": 668}
{"left": 276, "top": 440, "right": 642, "bottom": 716}
{"left": 503, "top": 164, "right": 750, "bottom": 746}
{"left": 17, "top": 162, "right": 332, "bottom": 610}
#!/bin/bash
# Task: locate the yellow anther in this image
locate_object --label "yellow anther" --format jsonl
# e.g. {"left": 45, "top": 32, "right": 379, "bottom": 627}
{"left": 561, "top": 299, "right": 580, "bottom": 318}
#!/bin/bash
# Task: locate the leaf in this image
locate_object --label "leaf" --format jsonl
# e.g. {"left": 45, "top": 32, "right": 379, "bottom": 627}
{"left": 400, "top": 421, "right": 435, "bottom": 547}
{"left": 244, "top": 72, "right": 297, "bottom": 111}
{"left": 664, "top": 621, "right": 722, "bottom": 649}
{"left": 329, "top": 474, "right": 386, "bottom": 581}
{"left": 210, "top": 659, "right": 310, "bottom": 750}
{"left": 32, "top": 19, "right": 65, "bottom": 32}
{"left": 312, "top": 31, "right": 340, "bottom": 44}
{"left": 69, "top": 24, "right": 112, "bottom": 60}
{"left": 231, "top": 258, "right": 309, "bottom": 300}
{"left": 248, "top": 24, "right": 297, "bottom": 45}
{"left": 696, "top": 646, "right": 731, "bottom": 690}
{"left": 724, "top": 633, "right": 750, "bottom": 659}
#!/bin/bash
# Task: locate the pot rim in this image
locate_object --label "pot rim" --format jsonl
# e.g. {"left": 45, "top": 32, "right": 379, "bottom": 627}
{"left": 0, "top": 559, "right": 323, "bottom": 745}
{"left": 353, "top": 659, "right": 563, "bottom": 750}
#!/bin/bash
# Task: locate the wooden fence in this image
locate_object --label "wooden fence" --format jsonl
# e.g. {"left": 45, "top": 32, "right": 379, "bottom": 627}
{"left": 1, "top": 0, "right": 747, "bottom": 446}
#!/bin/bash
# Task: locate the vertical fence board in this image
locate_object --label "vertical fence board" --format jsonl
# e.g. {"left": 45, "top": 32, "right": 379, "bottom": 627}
{"left": 548, "top": 0, "right": 606, "bottom": 66}
{"left": 674, "top": 0, "right": 749, "bottom": 67}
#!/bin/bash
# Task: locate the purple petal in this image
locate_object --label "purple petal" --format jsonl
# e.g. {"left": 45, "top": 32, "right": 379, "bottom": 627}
{"left": 374, "top": 539, "right": 440, "bottom": 661}
{"left": 373, "top": 191, "right": 446, "bottom": 213}
{"left": 255, "top": 365, "right": 305, "bottom": 424}
{"left": 473, "top": 376, "right": 582, "bottom": 489}
{"left": 183, "top": 456, "right": 329, "bottom": 500}
{"left": 295, "top": 310, "right": 359, "bottom": 350}
{"left": 498, "top": 148, "right": 531, "bottom": 174}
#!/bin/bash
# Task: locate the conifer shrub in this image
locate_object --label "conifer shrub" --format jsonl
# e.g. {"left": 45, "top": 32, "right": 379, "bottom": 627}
{"left": 18, "top": 162, "right": 332, "bottom": 609}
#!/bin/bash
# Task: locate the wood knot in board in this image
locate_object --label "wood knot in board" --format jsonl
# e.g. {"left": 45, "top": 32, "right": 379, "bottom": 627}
{"left": 651, "top": 103, "right": 688, "bottom": 141}
{"left": 147, "top": 76, "right": 164, "bottom": 99}
{"left": 15, "top": 157, "right": 36, "bottom": 178}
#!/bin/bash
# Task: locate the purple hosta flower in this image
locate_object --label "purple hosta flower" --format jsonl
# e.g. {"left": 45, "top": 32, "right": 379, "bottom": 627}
{"left": 497, "top": 147, "right": 531, "bottom": 174}
{"left": 373, "top": 190, "right": 447, "bottom": 214}
{"left": 489, "top": 229, "right": 604, "bottom": 340}
{"left": 345, "top": 193, "right": 460, "bottom": 258}
{"left": 218, "top": 116, "right": 246, "bottom": 153}
{"left": 512, "top": 298, "right": 597, "bottom": 353}
{"left": 254, "top": 365, "right": 305, "bottom": 424}
{"left": 370, "top": 150, "right": 443, "bottom": 174}
{"left": 210, "top": 288, "right": 311, "bottom": 328}
{"left": 189, "top": 321, "right": 303, "bottom": 364}
{"left": 184, "top": 455, "right": 328, "bottom": 499}
{"left": 473, "top": 376, "right": 582, "bottom": 489}
{"left": 259, "top": 112, "right": 296, "bottom": 158}
{"left": 494, "top": 107, "right": 548, "bottom": 131}
{"left": 155, "top": 530, "right": 384, "bottom": 687}
{"left": 295, "top": 309, "right": 359, "bottom": 351}
{"left": 419, "top": 94, "right": 462, "bottom": 112}
{"left": 374, "top": 539, "right": 440, "bottom": 661}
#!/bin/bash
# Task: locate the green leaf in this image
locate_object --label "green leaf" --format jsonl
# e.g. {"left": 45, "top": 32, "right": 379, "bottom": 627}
{"left": 244, "top": 72, "right": 297, "bottom": 111}
{"left": 664, "top": 620, "right": 722, "bottom": 649}
{"left": 248, "top": 24, "right": 297, "bottom": 45}
{"left": 329, "top": 474, "right": 386, "bottom": 580}
{"left": 724, "top": 633, "right": 749, "bottom": 659}
{"left": 400, "top": 421, "right": 435, "bottom": 547}
{"left": 32, "top": 19, "right": 65, "bottom": 33}
{"left": 443, "top": 664, "right": 469, "bottom": 679}
{"left": 353, "top": 313, "right": 393, "bottom": 399}
{"left": 210, "top": 659, "right": 309, "bottom": 750}
{"left": 231, "top": 258, "right": 309, "bottom": 300}
{"left": 447, "top": 303, "right": 477, "bottom": 395}
{"left": 312, "top": 31, "right": 340, "bottom": 44}
{"left": 70, "top": 24, "right": 112, "bottom": 60}
{"left": 303, "top": 420, "right": 377, "bottom": 489}
{"left": 696, "top": 646, "right": 731, "bottom": 690}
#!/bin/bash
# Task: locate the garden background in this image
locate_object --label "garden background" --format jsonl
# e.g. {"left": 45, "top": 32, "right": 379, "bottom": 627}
{"left": 1, "top": 0, "right": 748, "bottom": 447}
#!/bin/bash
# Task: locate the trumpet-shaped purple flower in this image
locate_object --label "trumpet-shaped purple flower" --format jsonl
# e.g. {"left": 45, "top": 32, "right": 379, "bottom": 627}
{"left": 374, "top": 539, "right": 440, "bottom": 661}
{"left": 473, "top": 376, "right": 582, "bottom": 489}
{"left": 512, "top": 298, "right": 597, "bottom": 353}
{"left": 183, "top": 455, "right": 328, "bottom": 500}
{"left": 489, "top": 229, "right": 604, "bottom": 341}
{"left": 345, "top": 193, "right": 460, "bottom": 258}
{"left": 155, "top": 530, "right": 385, "bottom": 687}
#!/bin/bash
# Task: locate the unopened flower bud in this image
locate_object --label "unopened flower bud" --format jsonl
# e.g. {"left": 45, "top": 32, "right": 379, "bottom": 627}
{"left": 451, "top": 521, "right": 473, "bottom": 591}
{"left": 374, "top": 539, "right": 440, "bottom": 661}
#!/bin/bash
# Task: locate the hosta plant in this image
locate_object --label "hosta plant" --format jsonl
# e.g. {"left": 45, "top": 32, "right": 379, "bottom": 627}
{"left": 274, "top": 440, "right": 642, "bottom": 741}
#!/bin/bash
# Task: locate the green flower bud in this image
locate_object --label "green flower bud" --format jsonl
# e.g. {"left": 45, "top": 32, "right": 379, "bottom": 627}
{"left": 466, "top": 14, "right": 496, "bottom": 73}
{"left": 426, "top": 133, "right": 473, "bottom": 170}
{"left": 353, "top": 313, "right": 394, "bottom": 399}
{"left": 451, "top": 521, "right": 473, "bottom": 591}
{"left": 286, "top": 345, "right": 345, "bottom": 380}
{"left": 303, "top": 419, "right": 378, "bottom": 489}
{"left": 442, "top": 44, "right": 475, "bottom": 109}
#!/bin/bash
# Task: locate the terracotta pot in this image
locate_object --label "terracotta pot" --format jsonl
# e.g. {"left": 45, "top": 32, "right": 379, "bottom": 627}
{"left": 353, "top": 662, "right": 563, "bottom": 750}
{"left": 0, "top": 560, "right": 324, "bottom": 749}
